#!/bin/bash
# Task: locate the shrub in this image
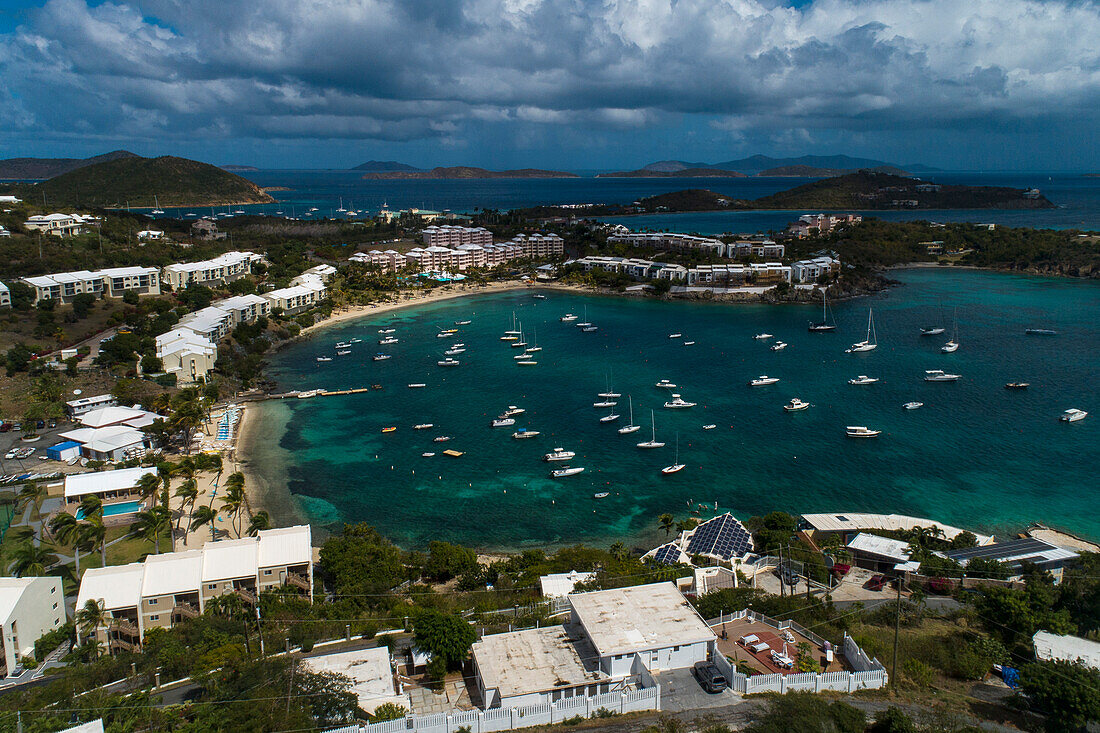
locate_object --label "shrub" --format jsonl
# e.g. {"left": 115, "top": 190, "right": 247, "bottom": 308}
{"left": 370, "top": 703, "right": 407, "bottom": 722}
{"left": 925, "top": 576, "right": 954, "bottom": 595}
{"left": 870, "top": 707, "right": 917, "bottom": 733}
{"left": 903, "top": 658, "right": 936, "bottom": 687}
{"left": 561, "top": 716, "right": 584, "bottom": 726}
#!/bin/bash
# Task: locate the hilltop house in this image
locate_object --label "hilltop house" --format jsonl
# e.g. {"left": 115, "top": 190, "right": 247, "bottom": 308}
{"left": 23, "top": 213, "right": 98, "bottom": 237}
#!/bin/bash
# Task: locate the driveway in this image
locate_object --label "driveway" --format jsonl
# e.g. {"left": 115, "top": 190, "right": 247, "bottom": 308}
{"left": 655, "top": 667, "right": 740, "bottom": 713}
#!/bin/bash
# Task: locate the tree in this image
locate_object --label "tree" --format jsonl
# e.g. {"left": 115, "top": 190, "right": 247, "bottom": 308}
{"left": 122, "top": 289, "right": 140, "bottom": 305}
{"left": 75, "top": 599, "right": 108, "bottom": 658}
{"left": 7, "top": 541, "right": 58, "bottom": 577}
{"left": 49, "top": 512, "right": 89, "bottom": 577}
{"left": 131, "top": 505, "right": 172, "bottom": 554}
{"left": 170, "top": 399, "right": 205, "bottom": 453}
{"left": 370, "top": 702, "right": 408, "bottom": 722}
{"left": 870, "top": 708, "right": 917, "bottom": 733}
{"left": 1018, "top": 659, "right": 1100, "bottom": 731}
{"left": 16, "top": 482, "right": 47, "bottom": 519}
{"left": 174, "top": 478, "right": 199, "bottom": 538}
{"left": 658, "top": 513, "right": 675, "bottom": 536}
{"left": 71, "top": 292, "right": 97, "bottom": 320}
{"left": 136, "top": 472, "right": 162, "bottom": 504}
{"left": 84, "top": 517, "right": 107, "bottom": 567}
{"left": 220, "top": 481, "right": 247, "bottom": 537}
{"left": 413, "top": 610, "right": 476, "bottom": 669}
{"left": 246, "top": 510, "right": 271, "bottom": 536}
{"left": 609, "top": 542, "right": 629, "bottom": 561}
{"left": 743, "top": 692, "right": 865, "bottom": 733}
{"left": 190, "top": 504, "right": 218, "bottom": 541}
{"left": 424, "top": 541, "right": 477, "bottom": 582}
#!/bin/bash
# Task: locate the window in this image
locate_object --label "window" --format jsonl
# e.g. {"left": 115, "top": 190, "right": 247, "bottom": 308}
{"left": 264, "top": 569, "right": 272, "bottom": 575}
{"left": 150, "top": 615, "right": 159, "bottom": 621}
{"left": 208, "top": 584, "right": 217, "bottom": 590}
{"left": 52, "top": 603, "right": 57, "bottom": 610}
{"left": 149, "top": 599, "right": 158, "bottom": 605}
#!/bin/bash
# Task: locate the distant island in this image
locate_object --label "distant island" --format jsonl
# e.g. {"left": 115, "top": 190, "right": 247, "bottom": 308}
{"left": 632, "top": 154, "right": 932, "bottom": 177}
{"left": 0, "top": 150, "right": 138, "bottom": 180}
{"left": 0, "top": 154, "right": 274, "bottom": 208}
{"left": 756, "top": 164, "right": 909, "bottom": 177}
{"left": 220, "top": 164, "right": 259, "bottom": 171}
{"left": 596, "top": 168, "right": 746, "bottom": 178}
{"left": 516, "top": 172, "right": 1053, "bottom": 218}
{"left": 352, "top": 160, "right": 422, "bottom": 172}
{"left": 362, "top": 166, "right": 579, "bottom": 180}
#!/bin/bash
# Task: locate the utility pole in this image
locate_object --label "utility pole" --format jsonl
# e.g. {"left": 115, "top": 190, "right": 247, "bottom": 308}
{"left": 255, "top": 606, "right": 265, "bottom": 657}
{"left": 891, "top": 576, "right": 902, "bottom": 688}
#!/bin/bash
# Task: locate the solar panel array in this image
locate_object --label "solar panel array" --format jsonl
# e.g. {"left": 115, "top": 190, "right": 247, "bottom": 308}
{"left": 685, "top": 513, "right": 754, "bottom": 560}
{"left": 652, "top": 543, "right": 685, "bottom": 566}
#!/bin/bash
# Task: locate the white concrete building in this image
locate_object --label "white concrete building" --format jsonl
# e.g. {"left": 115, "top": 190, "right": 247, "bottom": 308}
{"left": 264, "top": 279, "right": 327, "bottom": 315}
{"left": 422, "top": 225, "right": 493, "bottom": 247}
{"left": 295, "top": 263, "right": 337, "bottom": 283}
{"left": 161, "top": 251, "right": 264, "bottom": 290}
{"left": 61, "top": 467, "right": 157, "bottom": 514}
{"left": 473, "top": 626, "right": 608, "bottom": 708}
{"left": 65, "top": 393, "right": 118, "bottom": 419}
{"left": 76, "top": 526, "right": 313, "bottom": 652}
{"left": 1033, "top": 631, "right": 1100, "bottom": 670}
{"left": 790, "top": 256, "right": 840, "bottom": 284}
{"left": 23, "top": 213, "right": 94, "bottom": 237}
{"left": 156, "top": 328, "right": 218, "bottom": 384}
{"left": 136, "top": 230, "right": 164, "bottom": 240}
{"left": 0, "top": 577, "right": 66, "bottom": 675}
{"left": 0, "top": 282, "right": 10, "bottom": 308}
{"left": 539, "top": 571, "right": 595, "bottom": 598}
{"left": 22, "top": 266, "right": 160, "bottom": 304}
{"left": 303, "top": 646, "right": 408, "bottom": 714}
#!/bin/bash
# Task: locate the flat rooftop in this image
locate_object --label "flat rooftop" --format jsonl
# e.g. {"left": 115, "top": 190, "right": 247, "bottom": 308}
{"left": 568, "top": 582, "right": 715, "bottom": 657}
{"left": 473, "top": 626, "right": 602, "bottom": 698}
{"left": 303, "top": 646, "right": 408, "bottom": 713}
{"left": 801, "top": 512, "right": 993, "bottom": 545}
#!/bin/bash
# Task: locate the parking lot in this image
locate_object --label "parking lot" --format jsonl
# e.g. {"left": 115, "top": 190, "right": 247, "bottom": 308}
{"left": 655, "top": 667, "right": 740, "bottom": 712}
{"left": 0, "top": 420, "right": 81, "bottom": 480}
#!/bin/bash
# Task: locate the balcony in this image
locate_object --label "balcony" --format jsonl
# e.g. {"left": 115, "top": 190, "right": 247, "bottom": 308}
{"left": 109, "top": 619, "right": 140, "bottom": 637}
{"left": 235, "top": 587, "right": 257, "bottom": 605}
{"left": 109, "top": 638, "right": 140, "bottom": 654}
{"left": 286, "top": 572, "right": 311, "bottom": 592}
{"left": 173, "top": 603, "right": 200, "bottom": 620}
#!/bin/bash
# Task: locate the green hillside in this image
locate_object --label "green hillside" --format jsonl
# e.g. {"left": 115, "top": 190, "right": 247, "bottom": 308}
{"left": 30, "top": 155, "right": 275, "bottom": 208}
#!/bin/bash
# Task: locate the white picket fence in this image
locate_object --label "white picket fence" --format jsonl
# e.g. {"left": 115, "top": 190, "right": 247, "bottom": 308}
{"left": 326, "top": 686, "right": 659, "bottom": 733}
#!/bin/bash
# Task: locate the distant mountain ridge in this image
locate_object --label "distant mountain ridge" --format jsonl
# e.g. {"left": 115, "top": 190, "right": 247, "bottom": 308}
{"left": 638, "top": 154, "right": 934, "bottom": 176}
{"left": 0, "top": 150, "right": 139, "bottom": 180}
{"left": 352, "top": 160, "right": 423, "bottom": 172}
{"left": 362, "top": 166, "right": 578, "bottom": 180}
{"left": 596, "top": 167, "right": 746, "bottom": 178}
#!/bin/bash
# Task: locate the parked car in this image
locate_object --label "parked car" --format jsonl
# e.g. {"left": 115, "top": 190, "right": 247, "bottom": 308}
{"left": 866, "top": 574, "right": 889, "bottom": 591}
{"left": 11, "top": 423, "right": 20, "bottom": 432}
{"left": 3, "top": 450, "right": 16, "bottom": 460}
{"left": 47, "top": 420, "right": 57, "bottom": 429}
{"left": 0, "top": 422, "right": 10, "bottom": 433}
{"left": 34, "top": 420, "right": 45, "bottom": 430}
{"left": 692, "top": 661, "right": 727, "bottom": 693}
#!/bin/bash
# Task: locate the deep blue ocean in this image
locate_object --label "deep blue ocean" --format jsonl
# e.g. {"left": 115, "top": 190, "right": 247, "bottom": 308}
{"left": 151, "top": 170, "right": 1100, "bottom": 234}
{"left": 249, "top": 268, "right": 1099, "bottom": 550}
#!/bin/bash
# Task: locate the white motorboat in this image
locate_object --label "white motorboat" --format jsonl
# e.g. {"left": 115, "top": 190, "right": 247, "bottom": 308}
{"left": 663, "top": 394, "right": 696, "bottom": 409}
{"left": 543, "top": 448, "right": 576, "bottom": 461}
{"left": 451, "top": 343, "right": 465, "bottom": 348}
{"left": 491, "top": 417, "right": 516, "bottom": 427}
{"left": 924, "top": 370, "right": 960, "bottom": 382}
{"left": 502, "top": 406, "right": 525, "bottom": 417}
{"left": 669, "top": 333, "right": 683, "bottom": 339}
{"left": 753, "top": 333, "right": 773, "bottom": 340}
{"left": 581, "top": 325, "right": 598, "bottom": 332}
{"left": 447, "top": 348, "right": 467, "bottom": 356}
{"left": 618, "top": 396, "right": 641, "bottom": 434}
{"left": 593, "top": 492, "right": 609, "bottom": 499}
{"left": 422, "top": 452, "right": 436, "bottom": 457}
{"left": 349, "top": 338, "right": 362, "bottom": 343}
{"left": 1026, "top": 328, "right": 1057, "bottom": 336}
{"left": 920, "top": 327, "right": 945, "bottom": 336}
{"left": 373, "top": 353, "right": 392, "bottom": 361}
{"left": 551, "top": 466, "right": 585, "bottom": 478}
{"left": 784, "top": 398, "right": 810, "bottom": 411}
{"left": 433, "top": 436, "right": 452, "bottom": 442}
{"left": 846, "top": 308, "right": 878, "bottom": 352}
{"left": 379, "top": 328, "right": 396, "bottom": 334}
{"left": 598, "top": 391, "right": 622, "bottom": 398}
{"left": 379, "top": 337, "right": 398, "bottom": 345}
{"left": 560, "top": 313, "right": 578, "bottom": 322}
{"left": 637, "top": 410, "right": 665, "bottom": 449}
{"left": 513, "top": 352, "right": 532, "bottom": 360}
{"left": 846, "top": 426, "right": 881, "bottom": 438}
{"left": 336, "top": 349, "right": 351, "bottom": 356}
{"left": 437, "top": 329, "right": 458, "bottom": 338}
{"left": 437, "top": 357, "right": 460, "bottom": 367}
{"left": 516, "top": 359, "right": 538, "bottom": 365}
{"left": 413, "top": 423, "right": 434, "bottom": 430}
{"left": 848, "top": 375, "right": 879, "bottom": 385}
{"left": 455, "top": 320, "right": 472, "bottom": 325}
{"left": 683, "top": 341, "right": 695, "bottom": 346}
{"left": 316, "top": 356, "right": 332, "bottom": 362}
{"left": 702, "top": 424, "right": 716, "bottom": 430}
{"left": 593, "top": 400, "right": 617, "bottom": 408}
{"left": 512, "top": 428, "right": 540, "bottom": 439}
{"left": 656, "top": 379, "right": 677, "bottom": 389}
{"left": 749, "top": 375, "right": 779, "bottom": 386}
{"left": 1060, "top": 408, "right": 1087, "bottom": 422}
{"left": 335, "top": 341, "right": 351, "bottom": 348}
{"left": 662, "top": 434, "right": 685, "bottom": 474}
{"left": 297, "top": 389, "right": 320, "bottom": 399}
{"left": 533, "top": 294, "right": 547, "bottom": 299}
{"left": 942, "top": 308, "right": 960, "bottom": 352}
{"left": 407, "top": 383, "right": 426, "bottom": 388}
{"left": 771, "top": 341, "right": 788, "bottom": 351}
{"left": 903, "top": 402, "right": 924, "bottom": 410}
{"left": 809, "top": 288, "right": 837, "bottom": 332}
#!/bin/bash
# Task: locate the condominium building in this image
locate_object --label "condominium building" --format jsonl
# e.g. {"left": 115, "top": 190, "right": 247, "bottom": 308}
{"left": 156, "top": 329, "right": 218, "bottom": 384}
{"left": 504, "top": 233, "right": 564, "bottom": 259}
{"left": 76, "top": 526, "right": 313, "bottom": 652}
{"left": 574, "top": 256, "right": 792, "bottom": 287}
{"left": 264, "top": 274, "right": 327, "bottom": 315}
{"left": 787, "top": 213, "right": 862, "bottom": 238}
{"left": 23, "top": 213, "right": 98, "bottom": 237}
{"left": 607, "top": 232, "right": 726, "bottom": 257}
{"left": 790, "top": 256, "right": 840, "bottom": 284}
{"left": 349, "top": 249, "right": 408, "bottom": 271}
{"left": 161, "top": 251, "right": 265, "bottom": 290}
{"left": 0, "top": 577, "right": 66, "bottom": 675}
{"left": 64, "top": 393, "right": 118, "bottom": 419}
{"left": 421, "top": 225, "right": 493, "bottom": 247}
{"left": 22, "top": 266, "right": 160, "bottom": 304}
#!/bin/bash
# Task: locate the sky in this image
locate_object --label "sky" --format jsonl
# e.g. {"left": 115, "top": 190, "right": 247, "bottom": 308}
{"left": 0, "top": 0, "right": 1098, "bottom": 171}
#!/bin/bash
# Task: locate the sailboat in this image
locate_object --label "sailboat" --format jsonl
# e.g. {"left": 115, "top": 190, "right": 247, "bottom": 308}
{"left": 618, "top": 396, "right": 641, "bottom": 434}
{"left": 808, "top": 287, "right": 836, "bottom": 332}
{"left": 599, "top": 404, "right": 620, "bottom": 422}
{"left": 598, "top": 370, "right": 621, "bottom": 399}
{"left": 151, "top": 195, "right": 164, "bottom": 215}
{"left": 336, "top": 197, "right": 346, "bottom": 213}
{"left": 576, "top": 306, "right": 592, "bottom": 329}
{"left": 661, "top": 434, "right": 685, "bottom": 474}
{"left": 942, "top": 309, "right": 959, "bottom": 353}
{"left": 526, "top": 327, "right": 543, "bottom": 353}
{"left": 921, "top": 306, "right": 946, "bottom": 335}
{"left": 845, "top": 309, "right": 878, "bottom": 352}
{"left": 501, "top": 311, "right": 520, "bottom": 341}
{"left": 637, "top": 410, "right": 665, "bottom": 449}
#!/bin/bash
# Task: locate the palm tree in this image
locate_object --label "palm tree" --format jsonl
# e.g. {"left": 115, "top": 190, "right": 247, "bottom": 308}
{"left": 78, "top": 495, "right": 103, "bottom": 522}
{"left": 658, "top": 513, "right": 675, "bottom": 537}
{"left": 156, "top": 461, "right": 175, "bottom": 495}
{"left": 75, "top": 599, "right": 108, "bottom": 658}
{"left": 50, "top": 512, "right": 89, "bottom": 577}
{"left": 609, "top": 542, "right": 629, "bottom": 561}
{"left": 173, "top": 479, "right": 199, "bottom": 541}
{"left": 135, "top": 473, "right": 161, "bottom": 504}
{"left": 16, "top": 482, "right": 47, "bottom": 520}
{"left": 7, "top": 541, "right": 58, "bottom": 577}
{"left": 246, "top": 511, "right": 271, "bottom": 537}
{"left": 220, "top": 484, "right": 246, "bottom": 537}
{"left": 84, "top": 517, "right": 107, "bottom": 567}
{"left": 190, "top": 505, "right": 218, "bottom": 541}
{"left": 130, "top": 506, "right": 172, "bottom": 554}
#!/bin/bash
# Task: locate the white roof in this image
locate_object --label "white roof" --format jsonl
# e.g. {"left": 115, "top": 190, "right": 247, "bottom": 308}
{"left": 0, "top": 578, "right": 40, "bottom": 622}
{"left": 473, "top": 626, "right": 601, "bottom": 698}
{"left": 79, "top": 406, "right": 160, "bottom": 428}
{"left": 59, "top": 720, "right": 105, "bottom": 733}
{"left": 64, "top": 467, "right": 155, "bottom": 499}
{"left": 66, "top": 393, "right": 116, "bottom": 409}
{"left": 202, "top": 538, "right": 258, "bottom": 581}
{"left": 84, "top": 431, "right": 146, "bottom": 454}
{"left": 257, "top": 525, "right": 312, "bottom": 567}
{"left": 77, "top": 563, "right": 145, "bottom": 611}
{"left": 164, "top": 251, "right": 260, "bottom": 274}
{"left": 218, "top": 294, "right": 267, "bottom": 309}
{"left": 568, "top": 582, "right": 715, "bottom": 656}
{"left": 846, "top": 532, "right": 912, "bottom": 563}
{"left": 303, "top": 646, "right": 406, "bottom": 713}
{"left": 141, "top": 551, "right": 204, "bottom": 597}
{"left": 539, "top": 571, "right": 595, "bottom": 598}
{"left": 98, "top": 266, "right": 158, "bottom": 277}
{"left": 801, "top": 512, "right": 993, "bottom": 545}
{"left": 1033, "top": 631, "right": 1100, "bottom": 670}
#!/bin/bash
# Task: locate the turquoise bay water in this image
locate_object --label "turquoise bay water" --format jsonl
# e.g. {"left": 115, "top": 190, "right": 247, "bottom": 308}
{"left": 255, "top": 269, "right": 1099, "bottom": 549}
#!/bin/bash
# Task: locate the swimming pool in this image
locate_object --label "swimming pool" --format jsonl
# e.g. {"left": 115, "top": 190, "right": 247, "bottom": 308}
{"left": 76, "top": 500, "right": 142, "bottom": 520}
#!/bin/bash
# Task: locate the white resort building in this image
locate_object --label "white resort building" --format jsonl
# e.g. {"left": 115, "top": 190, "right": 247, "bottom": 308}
{"left": 22, "top": 266, "right": 161, "bottom": 304}
{"left": 161, "top": 251, "right": 265, "bottom": 290}
{"left": 0, "top": 577, "right": 67, "bottom": 675}
{"left": 23, "top": 213, "right": 98, "bottom": 237}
